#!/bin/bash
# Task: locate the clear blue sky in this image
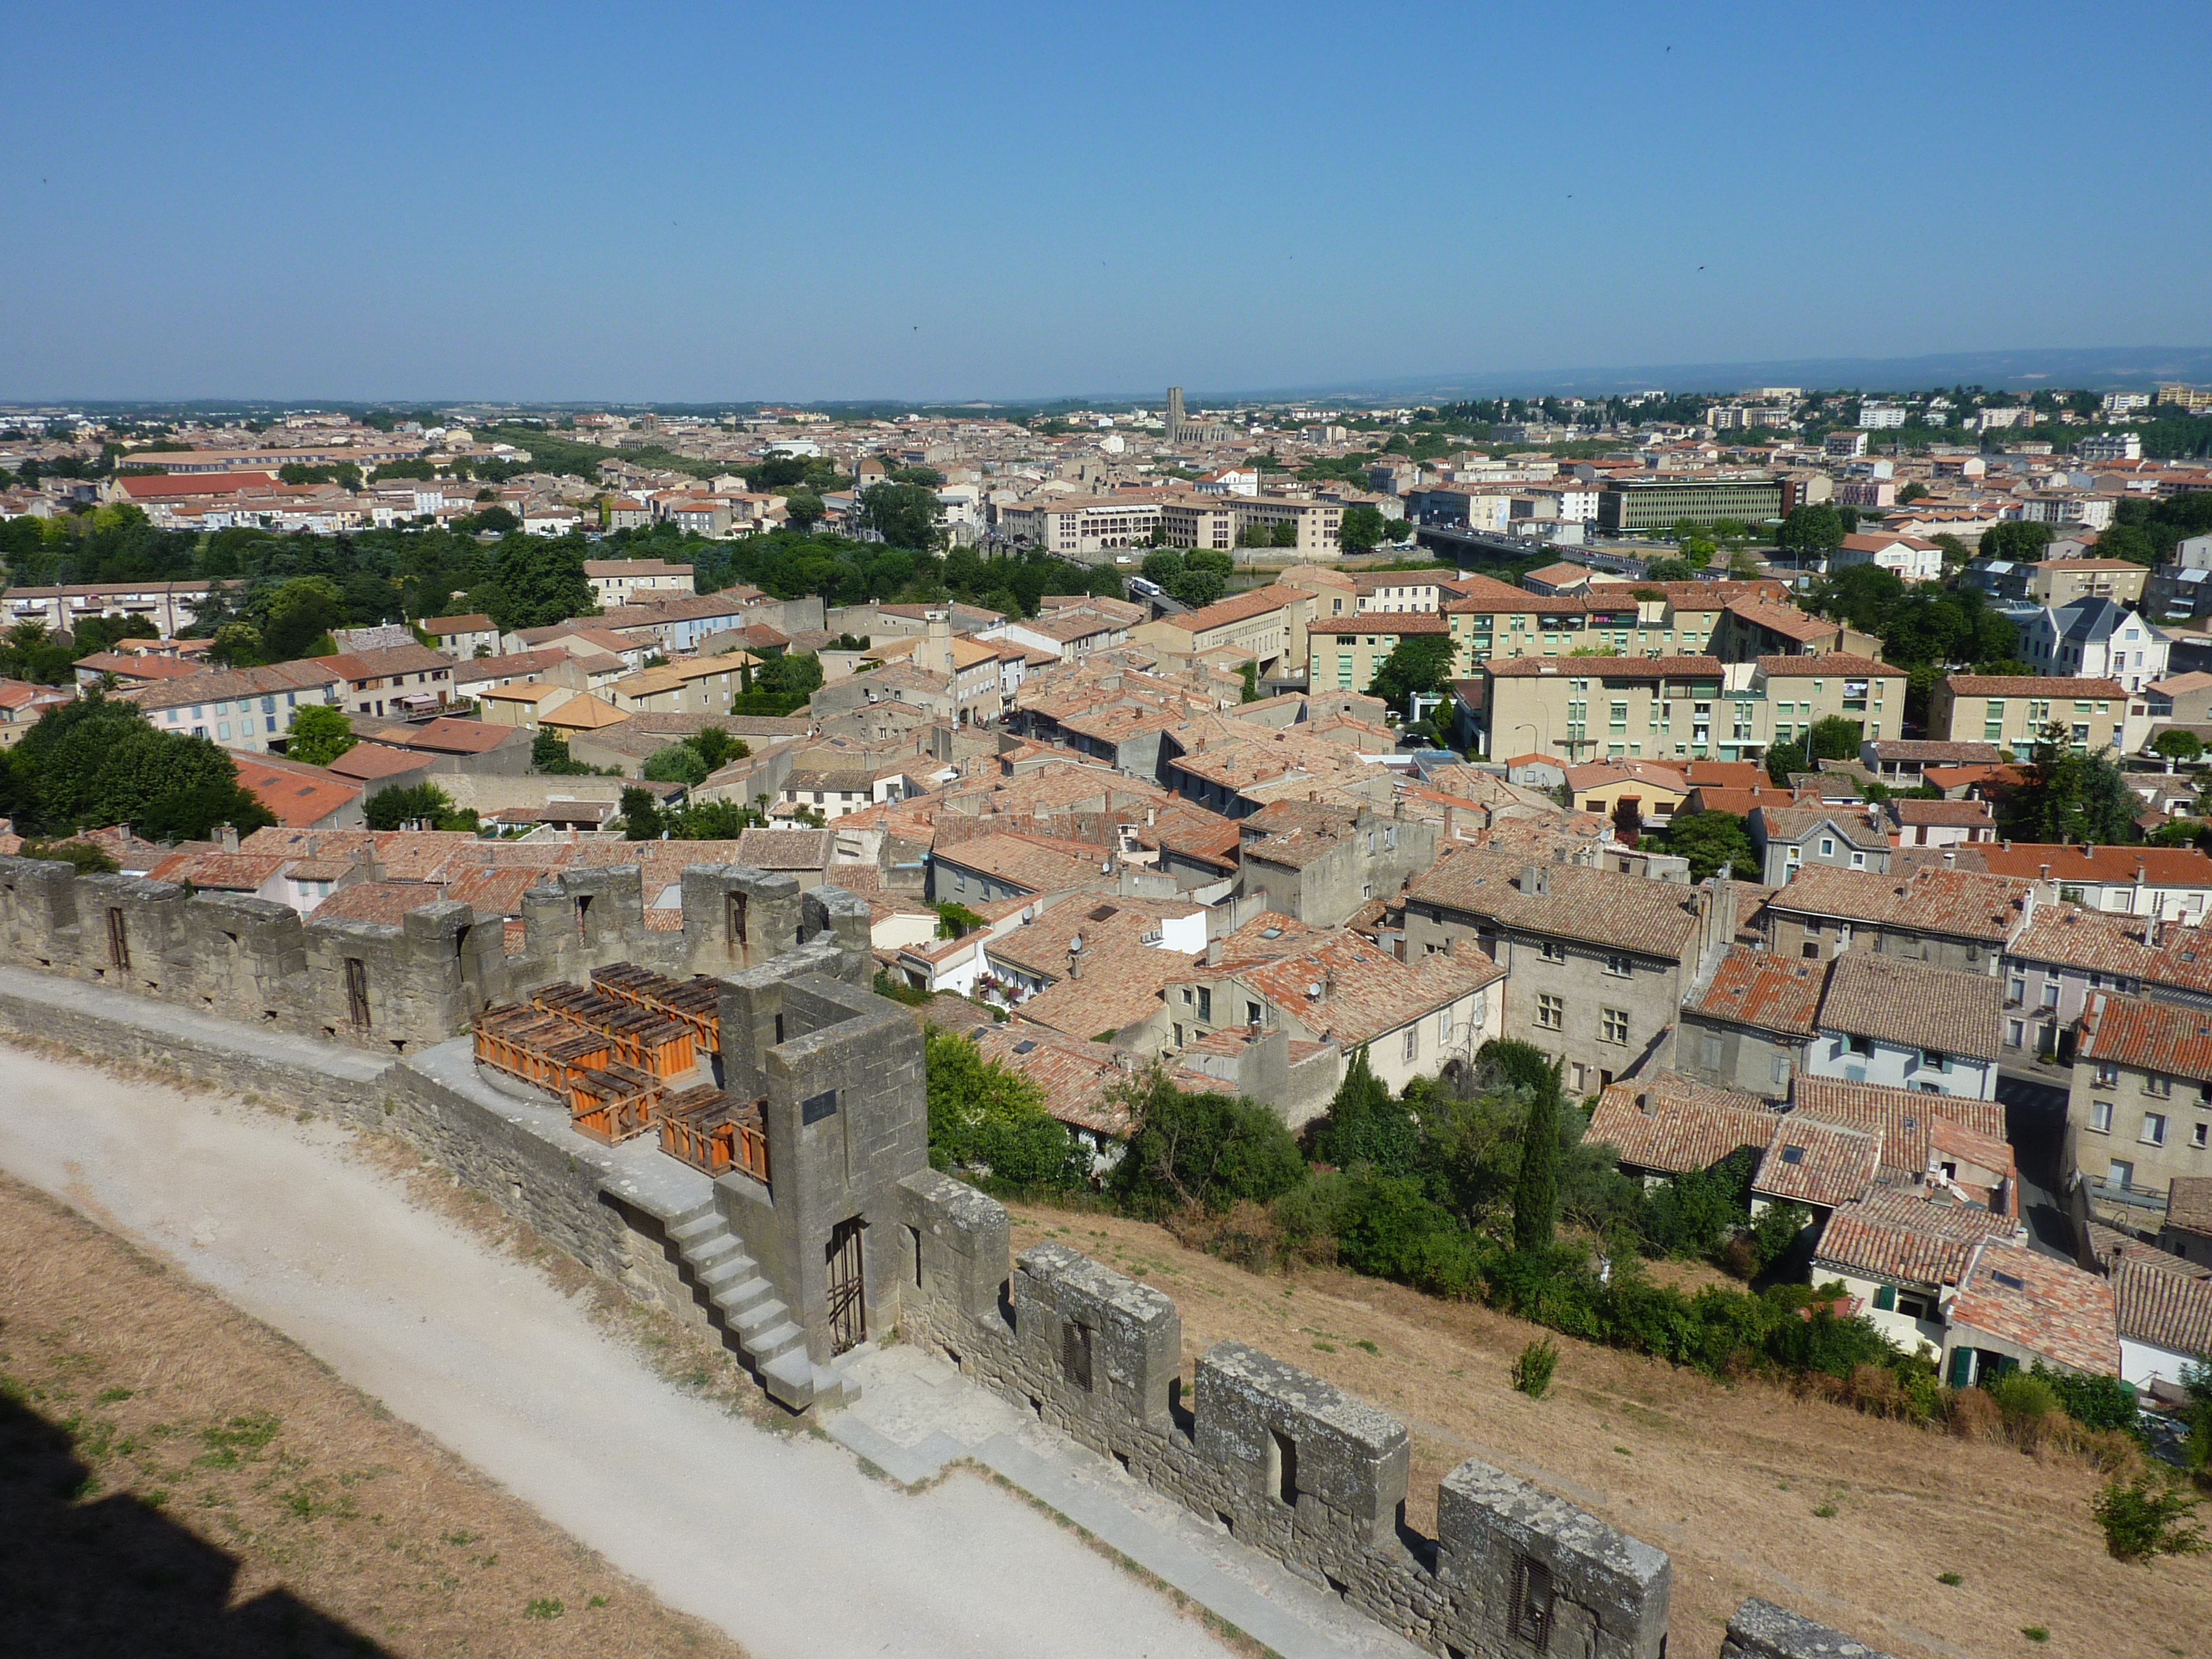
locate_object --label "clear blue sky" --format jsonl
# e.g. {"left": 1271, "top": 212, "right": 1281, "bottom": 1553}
{"left": 8, "top": 2, "right": 2208, "bottom": 404}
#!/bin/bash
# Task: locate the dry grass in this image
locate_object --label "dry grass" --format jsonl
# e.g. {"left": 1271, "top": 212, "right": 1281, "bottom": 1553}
{"left": 0, "top": 1170, "right": 747, "bottom": 1659}
{"left": 1008, "top": 1202, "right": 2212, "bottom": 1659}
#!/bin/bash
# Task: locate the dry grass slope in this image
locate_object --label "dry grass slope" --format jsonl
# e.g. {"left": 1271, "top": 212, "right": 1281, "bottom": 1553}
{"left": 0, "top": 1171, "right": 746, "bottom": 1659}
{"left": 1005, "top": 1201, "right": 2212, "bottom": 1659}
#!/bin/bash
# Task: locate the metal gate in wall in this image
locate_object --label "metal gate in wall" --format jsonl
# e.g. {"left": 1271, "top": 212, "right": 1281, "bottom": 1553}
{"left": 825, "top": 1216, "right": 865, "bottom": 1355}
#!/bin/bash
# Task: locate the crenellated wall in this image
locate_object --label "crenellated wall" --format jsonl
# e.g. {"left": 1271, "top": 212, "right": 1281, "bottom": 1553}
{"left": 0, "top": 854, "right": 876, "bottom": 1054}
{"left": 896, "top": 1168, "right": 1671, "bottom": 1659}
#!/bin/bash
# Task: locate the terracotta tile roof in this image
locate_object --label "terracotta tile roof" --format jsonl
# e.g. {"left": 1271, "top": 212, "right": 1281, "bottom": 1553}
{"left": 1307, "top": 613, "right": 1451, "bottom": 636}
{"left": 1815, "top": 951, "right": 2001, "bottom": 1060}
{"left": 1752, "top": 1119, "right": 1881, "bottom": 1210}
{"left": 1692, "top": 947, "right": 1828, "bottom": 1036}
{"left": 1754, "top": 651, "right": 1905, "bottom": 677}
{"left": 1788, "top": 1076, "right": 2007, "bottom": 1181}
{"left": 2112, "top": 1255, "right": 2212, "bottom": 1353}
{"left": 2076, "top": 991, "right": 2212, "bottom": 1080}
{"left": 127, "top": 659, "right": 344, "bottom": 713}
{"left": 1975, "top": 842, "right": 2212, "bottom": 888}
{"left": 1728, "top": 600, "right": 1843, "bottom": 644}
{"left": 1199, "top": 931, "right": 1500, "bottom": 1051}
{"left": 1584, "top": 1073, "right": 1781, "bottom": 1175}
{"left": 381, "top": 716, "right": 521, "bottom": 754}
{"left": 227, "top": 754, "right": 363, "bottom": 828}
{"left": 325, "top": 742, "right": 426, "bottom": 782}
{"left": 2170, "top": 1176, "right": 2212, "bottom": 1236}
{"left": 1811, "top": 1187, "right": 2023, "bottom": 1287}
{"left": 1867, "top": 740, "right": 2004, "bottom": 765}
{"left": 1148, "top": 584, "right": 1307, "bottom": 635}
{"left": 1946, "top": 673, "right": 2128, "bottom": 699}
{"left": 1483, "top": 655, "right": 1722, "bottom": 679}
{"left": 1754, "top": 806, "right": 1891, "bottom": 851}
{"left": 1889, "top": 798, "right": 1994, "bottom": 826}
{"left": 422, "top": 612, "right": 495, "bottom": 634}
{"left": 1766, "top": 864, "right": 2037, "bottom": 944}
{"left": 2004, "top": 905, "right": 2165, "bottom": 977}
{"left": 1680, "top": 760, "right": 1766, "bottom": 789}
{"left": 1409, "top": 850, "right": 1708, "bottom": 959}
{"left": 733, "top": 829, "right": 833, "bottom": 870}
{"left": 1947, "top": 1241, "right": 2120, "bottom": 1376}
{"left": 970, "top": 1021, "right": 1142, "bottom": 1136}
{"left": 309, "top": 880, "right": 447, "bottom": 927}
{"left": 142, "top": 851, "right": 287, "bottom": 891}
{"left": 320, "top": 643, "right": 455, "bottom": 682}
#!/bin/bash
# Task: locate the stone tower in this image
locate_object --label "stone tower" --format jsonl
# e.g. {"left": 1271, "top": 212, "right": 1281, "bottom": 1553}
{"left": 1165, "top": 386, "right": 1185, "bottom": 444}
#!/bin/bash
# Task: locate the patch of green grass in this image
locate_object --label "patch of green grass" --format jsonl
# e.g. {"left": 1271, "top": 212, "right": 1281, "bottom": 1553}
{"left": 2022, "top": 1628, "right": 2049, "bottom": 1644}
{"left": 1313, "top": 1342, "right": 1336, "bottom": 1353}
{"left": 1814, "top": 1504, "right": 1837, "bottom": 1519}
{"left": 95, "top": 1387, "right": 134, "bottom": 1404}
{"left": 195, "top": 1412, "right": 280, "bottom": 1469}
{"left": 588, "top": 1595, "right": 609, "bottom": 1609}
{"left": 1353, "top": 1339, "right": 1379, "bottom": 1355}
{"left": 442, "top": 1530, "right": 476, "bottom": 1547}
{"left": 1938, "top": 1572, "right": 1963, "bottom": 1587}
{"left": 1613, "top": 1446, "right": 1632, "bottom": 1456}
{"left": 525, "top": 1597, "right": 565, "bottom": 1620}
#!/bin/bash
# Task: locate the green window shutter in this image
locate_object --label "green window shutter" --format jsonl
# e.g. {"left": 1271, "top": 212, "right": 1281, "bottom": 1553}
{"left": 1946, "top": 1346, "right": 1975, "bottom": 1388}
{"left": 1873, "top": 1285, "right": 1896, "bottom": 1312}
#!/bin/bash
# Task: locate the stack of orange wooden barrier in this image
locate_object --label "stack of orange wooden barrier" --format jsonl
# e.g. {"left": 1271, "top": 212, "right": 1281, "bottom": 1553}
{"left": 657, "top": 1083, "right": 769, "bottom": 1184}
{"left": 591, "top": 963, "right": 722, "bottom": 1051}
{"left": 472, "top": 965, "right": 763, "bottom": 1175}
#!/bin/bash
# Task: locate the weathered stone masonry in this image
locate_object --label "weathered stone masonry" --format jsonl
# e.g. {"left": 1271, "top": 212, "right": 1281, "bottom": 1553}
{"left": 897, "top": 1170, "right": 1671, "bottom": 1659}
{"left": 0, "top": 851, "right": 1897, "bottom": 1659}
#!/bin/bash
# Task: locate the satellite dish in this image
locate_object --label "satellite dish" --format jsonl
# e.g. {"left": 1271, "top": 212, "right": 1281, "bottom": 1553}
{"left": 1307, "top": 982, "right": 1322, "bottom": 998}
{"left": 1068, "top": 934, "right": 1084, "bottom": 953}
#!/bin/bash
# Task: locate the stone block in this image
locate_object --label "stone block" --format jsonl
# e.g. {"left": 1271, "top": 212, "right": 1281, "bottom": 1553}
{"left": 1013, "top": 1240, "right": 1179, "bottom": 1433}
{"left": 898, "top": 1168, "right": 1009, "bottom": 1326}
{"left": 1436, "top": 1458, "right": 1669, "bottom": 1659}
{"left": 1194, "top": 1339, "right": 1410, "bottom": 1550}
{"left": 1720, "top": 1600, "right": 1895, "bottom": 1659}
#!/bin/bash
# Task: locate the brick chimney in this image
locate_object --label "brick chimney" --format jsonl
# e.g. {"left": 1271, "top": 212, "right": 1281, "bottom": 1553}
{"left": 220, "top": 823, "right": 239, "bottom": 854}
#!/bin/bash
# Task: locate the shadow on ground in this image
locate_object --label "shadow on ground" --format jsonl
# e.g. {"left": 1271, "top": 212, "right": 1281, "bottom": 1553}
{"left": 0, "top": 1393, "right": 387, "bottom": 1658}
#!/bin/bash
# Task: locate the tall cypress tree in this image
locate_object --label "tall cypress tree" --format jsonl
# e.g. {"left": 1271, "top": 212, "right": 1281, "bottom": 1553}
{"left": 1512, "top": 1060, "right": 1561, "bottom": 1253}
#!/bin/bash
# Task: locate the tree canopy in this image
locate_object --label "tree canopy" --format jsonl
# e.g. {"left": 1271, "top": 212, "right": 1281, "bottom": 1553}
{"left": 1, "top": 695, "right": 272, "bottom": 839}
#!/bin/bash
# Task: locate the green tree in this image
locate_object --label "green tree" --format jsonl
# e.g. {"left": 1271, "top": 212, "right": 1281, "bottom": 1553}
{"left": 1270, "top": 520, "right": 1299, "bottom": 548}
{"left": 207, "top": 622, "right": 264, "bottom": 668}
{"left": 10, "top": 695, "right": 270, "bottom": 838}
{"left": 1980, "top": 521, "right": 2056, "bottom": 563}
{"left": 689, "top": 726, "right": 749, "bottom": 773}
{"left": 1110, "top": 1070, "right": 1306, "bottom": 1216}
{"left": 489, "top": 539, "right": 592, "bottom": 631}
{"left": 1641, "top": 557, "right": 1697, "bottom": 582}
{"left": 531, "top": 729, "right": 596, "bottom": 774}
{"left": 1367, "top": 634, "right": 1458, "bottom": 714}
{"left": 1139, "top": 549, "right": 1185, "bottom": 588}
{"left": 1775, "top": 503, "right": 1848, "bottom": 566}
{"left": 1806, "top": 716, "right": 1863, "bottom": 762}
{"left": 783, "top": 490, "right": 825, "bottom": 532}
{"left": 924, "top": 1030, "right": 1085, "bottom": 1188}
{"left": 2151, "top": 729, "right": 2203, "bottom": 767}
{"left": 1510, "top": 1047, "right": 1562, "bottom": 1253}
{"left": 259, "top": 575, "right": 347, "bottom": 662}
{"left": 364, "top": 781, "right": 473, "bottom": 831}
{"left": 619, "top": 785, "right": 663, "bottom": 840}
{"left": 1766, "top": 738, "right": 1808, "bottom": 783}
{"left": 2011, "top": 719, "right": 2140, "bottom": 844}
{"left": 2093, "top": 1475, "right": 2206, "bottom": 1562}
{"left": 756, "top": 651, "right": 824, "bottom": 700}
{"left": 857, "top": 481, "right": 940, "bottom": 551}
{"left": 1339, "top": 503, "right": 1391, "bottom": 553}
{"left": 1305, "top": 1047, "right": 1421, "bottom": 1176}
{"left": 642, "top": 743, "right": 710, "bottom": 786}
{"left": 1660, "top": 809, "right": 1756, "bottom": 880}
{"left": 1239, "top": 661, "right": 1260, "bottom": 703}
{"left": 284, "top": 705, "right": 357, "bottom": 766}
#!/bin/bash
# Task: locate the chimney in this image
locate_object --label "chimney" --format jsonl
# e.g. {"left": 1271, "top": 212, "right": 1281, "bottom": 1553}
{"left": 1205, "top": 937, "right": 1222, "bottom": 967}
{"left": 1066, "top": 933, "right": 1084, "bottom": 979}
{"left": 1943, "top": 849, "right": 1956, "bottom": 869}
{"left": 2039, "top": 862, "right": 2050, "bottom": 879}
{"left": 1519, "top": 862, "right": 1541, "bottom": 894}
{"left": 220, "top": 823, "right": 239, "bottom": 854}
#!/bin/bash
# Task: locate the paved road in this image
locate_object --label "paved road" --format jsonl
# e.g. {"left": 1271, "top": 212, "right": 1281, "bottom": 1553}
{"left": 0, "top": 1045, "right": 1230, "bottom": 1659}
{"left": 1994, "top": 1069, "right": 2076, "bottom": 1259}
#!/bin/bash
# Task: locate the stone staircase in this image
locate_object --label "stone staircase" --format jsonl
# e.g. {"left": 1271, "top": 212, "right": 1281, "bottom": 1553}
{"left": 667, "top": 1202, "right": 862, "bottom": 1410}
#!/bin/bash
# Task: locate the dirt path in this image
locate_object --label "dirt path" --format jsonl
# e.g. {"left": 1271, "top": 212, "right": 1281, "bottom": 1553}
{"left": 0, "top": 1044, "right": 1232, "bottom": 1659}
{"left": 1004, "top": 1204, "right": 2212, "bottom": 1659}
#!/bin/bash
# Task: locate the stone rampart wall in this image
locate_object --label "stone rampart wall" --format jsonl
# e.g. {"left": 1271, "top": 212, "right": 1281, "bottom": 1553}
{"left": 896, "top": 1168, "right": 1669, "bottom": 1659}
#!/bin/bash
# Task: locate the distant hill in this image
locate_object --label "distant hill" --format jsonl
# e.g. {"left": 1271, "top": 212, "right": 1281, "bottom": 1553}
{"left": 1219, "top": 346, "right": 2212, "bottom": 404}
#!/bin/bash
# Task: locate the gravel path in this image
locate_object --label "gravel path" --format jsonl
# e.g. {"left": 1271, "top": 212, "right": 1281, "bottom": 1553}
{"left": 0, "top": 1045, "right": 1229, "bottom": 1659}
